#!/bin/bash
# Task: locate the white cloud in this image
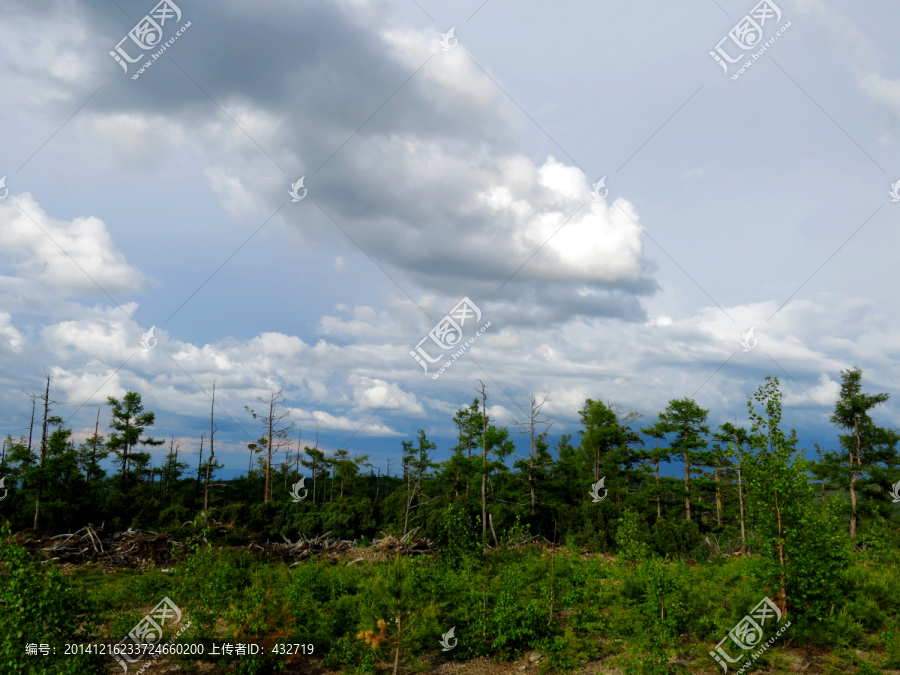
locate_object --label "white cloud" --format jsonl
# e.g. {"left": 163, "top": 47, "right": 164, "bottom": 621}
{"left": 352, "top": 376, "right": 425, "bottom": 415}
{"left": 0, "top": 312, "right": 24, "bottom": 354}
{"left": 0, "top": 194, "right": 144, "bottom": 300}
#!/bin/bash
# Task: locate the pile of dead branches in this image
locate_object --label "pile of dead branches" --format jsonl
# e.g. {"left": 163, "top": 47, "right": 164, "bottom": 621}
{"left": 238, "top": 531, "right": 357, "bottom": 565}
{"left": 13, "top": 524, "right": 436, "bottom": 569}
{"left": 20, "top": 525, "right": 185, "bottom": 569}
{"left": 372, "top": 528, "right": 435, "bottom": 556}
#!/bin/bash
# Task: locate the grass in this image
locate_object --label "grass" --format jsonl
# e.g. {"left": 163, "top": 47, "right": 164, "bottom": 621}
{"left": 42, "top": 544, "right": 900, "bottom": 674}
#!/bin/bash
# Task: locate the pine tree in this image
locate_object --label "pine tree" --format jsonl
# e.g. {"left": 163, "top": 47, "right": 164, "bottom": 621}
{"left": 106, "top": 392, "right": 164, "bottom": 491}
{"left": 827, "top": 366, "right": 895, "bottom": 538}
{"left": 657, "top": 398, "right": 710, "bottom": 522}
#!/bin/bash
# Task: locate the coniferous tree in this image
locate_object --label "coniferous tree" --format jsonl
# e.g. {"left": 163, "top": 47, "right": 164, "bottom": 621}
{"left": 657, "top": 398, "right": 710, "bottom": 522}
{"left": 639, "top": 421, "right": 672, "bottom": 519}
{"left": 401, "top": 430, "right": 436, "bottom": 536}
{"left": 106, "top": 392, "right": 164, "bottom": 491}
{"left": 826, "top": 366, "right": 895, "bottom": 538}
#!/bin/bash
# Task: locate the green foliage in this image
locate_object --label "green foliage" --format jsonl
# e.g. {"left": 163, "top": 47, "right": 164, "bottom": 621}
{"left": 437, "top": 503, "right": 482, "bottom": 568}
{"left": 616, "top": 508, "right": 652, "bottom": 561}
{"left": 743, "top": 377, "right": 850, "bottom": 627}
{"left": 1, "top": 372, "right": 899, "bottom": 672}
{"left": 648, "top": 518, "right": 706, "bottom": 560}
{"left": 0, "top": 522, "right": 105, "bottom": 674}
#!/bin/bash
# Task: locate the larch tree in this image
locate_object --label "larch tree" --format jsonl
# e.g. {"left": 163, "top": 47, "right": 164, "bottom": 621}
{"left": 640, "top": 421, "right": 672, "bottom": 519}
{"left": 657, "top": 398, "right": 710, "bottom": 522}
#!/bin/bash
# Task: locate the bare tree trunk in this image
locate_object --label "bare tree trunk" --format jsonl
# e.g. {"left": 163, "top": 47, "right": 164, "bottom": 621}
{"left": 265, "top": 394, "right": 275, "bottom": 503}
{"left": 528, "top": 400, "right": 536, "bottom": 514}
{"left": 465, "top": 432, "right": 471, "bottom": 500}
{"left": 375, "top": 467, "right": 381, "bottom": 504}
{"left": 403, "top": 472, "right": 413, "bottom": 537}
{"left": 33, "top": 376, "right": 51, "bottom": 530}
{"left": 174, "top": 439, "right": 180, "bottom": 497}
{"left": 478, "top": 382, "right": 488, "bottom": 539}
{"left": 87, "top": 408, "right": 101, "bottom": 487}
{"left": 774, "top": 487, "right": 787, "bottom": 616}
{"left": 196, "top": 433, "right": 204, "bottom": 500}
{"left": 714, "top": 465, "right": 722, "bottom": 527}
{"left": 284, "top": 443, "right": 290, "bottom": 494}
{"left": 737, "top": 462, "right": 746, "bottom": 553}
{"left": 204, "top": 382, "right": 216, "bottom": 510}
{"left": 683, "top": 434, "right": 691, "bottom": 521}
{"left": 489, "top": 512, "right": 499, "bottom": 547}
{"left": 314, "top": 428, "right": 319, "bottom": 504}
{"left": 849, "top": 418, "right": 861, "bottom": 539}
{"left": 27, "top": 394, "right": 36, "bottom": 455}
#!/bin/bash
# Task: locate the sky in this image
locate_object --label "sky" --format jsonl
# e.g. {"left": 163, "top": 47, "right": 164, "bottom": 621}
{"left": 1, "top": 0, "right": 899, "bottom": 479}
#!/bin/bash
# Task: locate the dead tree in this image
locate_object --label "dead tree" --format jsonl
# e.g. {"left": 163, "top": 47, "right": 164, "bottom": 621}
{"left": 34, "top": 375, "right": 53, "bottom": 530}
{"left": 196, "top": 433, "right": 205, "bottom": 498}
{"left": 245, "top": 387, "right": 295, "bottom": 503}
{"left": 477, "top": 381, "right": 489, "bottom": 539}
{"left": 511, "top": 394, "right": 553, "bottom": 515}
{"left": 204, "top": 381, "right": 218, "bottom": 510}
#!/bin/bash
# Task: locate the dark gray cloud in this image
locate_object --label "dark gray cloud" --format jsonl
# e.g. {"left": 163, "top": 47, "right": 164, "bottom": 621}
{"left": 3, "top": 0, "right": 659, "bottom": 325}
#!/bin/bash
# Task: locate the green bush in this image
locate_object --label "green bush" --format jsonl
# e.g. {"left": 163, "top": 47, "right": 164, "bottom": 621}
{"left": 649, "top": 518, "right": 706, "bottom": 560}
{"left": 0, "top": 522, "right": 105, "bottom": 674}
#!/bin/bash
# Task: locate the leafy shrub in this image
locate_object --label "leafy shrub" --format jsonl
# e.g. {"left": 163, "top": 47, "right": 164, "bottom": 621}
{"left": 649, "top": 518, "right": 706, "bottom": 560}
{"left": 616, "top": 508, "right": 652, "bottom": 561}
{"left": 0, "top": 522, "right": 105, "bottom": 674}
{"left": 436, "top": 503, "right": 482, "bottom": 568}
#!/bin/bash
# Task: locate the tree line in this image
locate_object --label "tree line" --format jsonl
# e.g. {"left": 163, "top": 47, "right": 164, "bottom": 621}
{"left": 1, "top": 367, "right": 898, "bottom": 560}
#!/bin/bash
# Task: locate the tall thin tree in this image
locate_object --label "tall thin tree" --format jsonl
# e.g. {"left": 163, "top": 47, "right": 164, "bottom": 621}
{"left": 204, "top": 381, "right": 218, "bottom": 510}
{"left": 33, "top": 375, "right": 51, "bottom": 530}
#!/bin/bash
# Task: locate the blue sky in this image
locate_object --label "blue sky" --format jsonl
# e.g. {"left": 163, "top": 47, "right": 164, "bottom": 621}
{"left": 1, "top": 0, "right": 899, "bottom": 478}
